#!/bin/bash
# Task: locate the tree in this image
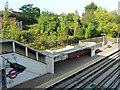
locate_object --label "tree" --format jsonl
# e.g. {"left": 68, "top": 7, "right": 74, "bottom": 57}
{"left": 73, "top": 10, "right": 82, "bottom": 36}
{"left": 57, "top": 27, "right": 63, "bottom": 45}
{"left": 2, "top": 1, "right": 10, "bottom": 39}
{"left": 19, "top": 4, "right": 40, "bottom": 29}
{"left": 82, "top": 12, "right": 97, "bottom": 26}
{"left": 58, "top": 14, "right": 68, "bottom": 45}
{"left": 7, "top": 21, "right": 20, "bottom": 41}
{"left": 85, "top": 2, "right": 97, "bottom": 12}
{"left": 104, "top": 22, "right": 118, "bottom": 37}
{"left": 82, "top": 12, "right": 99, "bottom": 37}
{"left": 85, "top": 23, "right": 94, "bottom": 39}
{"left": 2, "top": 1, "right": 20, "bottom": 41}
{"left": 108, "top": 10, "right": 118, "bottom": 24}
{"left": 65, "top": 13, "right": 74, "bottom": 35}
{"left": 37, "top": 11, "right": 59, "bottom": 35}
{"left": 94, "top": 7, "right": 109, "bottom": 33}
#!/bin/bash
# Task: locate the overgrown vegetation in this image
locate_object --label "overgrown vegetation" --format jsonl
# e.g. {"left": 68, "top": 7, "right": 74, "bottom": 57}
{"left": 1, "top": 2, "right": 120, "bottom": 51}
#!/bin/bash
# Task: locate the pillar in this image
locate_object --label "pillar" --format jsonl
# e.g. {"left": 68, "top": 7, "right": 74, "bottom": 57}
{"left": 36, "top": 52, "right": 38, "bottom": 61}
{"left": 25, "top": 47, "right": 28, "bottom": 57}
{"left": 12, "top": 41, "right": 15, "bottom": 53}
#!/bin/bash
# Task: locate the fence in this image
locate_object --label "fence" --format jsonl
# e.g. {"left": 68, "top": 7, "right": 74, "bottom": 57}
{"left": 93, "top": 41, "right": 113, "bottom": 50}
{"left": 80, "top": 36, "right": 117, "bottom": 44}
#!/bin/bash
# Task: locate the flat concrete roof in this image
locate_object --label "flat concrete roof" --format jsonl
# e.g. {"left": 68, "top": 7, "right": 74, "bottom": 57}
{"left": 45, "top": 42, "right": 96, "bottom": 57}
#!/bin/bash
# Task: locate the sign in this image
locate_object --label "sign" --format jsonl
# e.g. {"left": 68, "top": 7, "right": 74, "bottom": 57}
{"left": 61, "top": 54, "right": 66, "bottom": 60}
{"left": 90, "top": 83, "right": 96, "bottom": 88}
{"left": 7, "top": 70, "right": 20, "bottom": 79}
{"left": 0, "top": 69, "right": 6, "bottom": 85}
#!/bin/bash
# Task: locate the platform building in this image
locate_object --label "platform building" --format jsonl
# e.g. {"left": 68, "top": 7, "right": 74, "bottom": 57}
{"left": 45, "top": 42, "right": 96, "bottom": 63}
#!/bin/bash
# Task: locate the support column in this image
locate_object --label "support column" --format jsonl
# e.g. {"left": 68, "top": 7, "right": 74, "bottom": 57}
{"left": 91, "top": 49, "right": 95, "bottom": 57}
{"left": 91, "top": 46, "right": 95, "bottom": 57}
{"left": 45, "top": 57, "right": 49, "bottom": 73}
{"left": 52, "top": 57, "right": 54, "bottom": 73}
{"left": 12, "top": 41, "right": 15, "bottom": 53}
{"left": 46, "top": 56, "right": 54, "bottom": 73}
{"left": 25, "top": 47, "right": 28, "bottom": 57}
{"left": 36, "top": 52, "right": 38, "bottom": 61}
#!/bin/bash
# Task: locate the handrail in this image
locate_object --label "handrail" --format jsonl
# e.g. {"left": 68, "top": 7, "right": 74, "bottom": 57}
{"left": 1, "top": 52, "right": 47, "bottom": 65}
{"left": 1, "top": 40, "right": 47, "bottom": 65}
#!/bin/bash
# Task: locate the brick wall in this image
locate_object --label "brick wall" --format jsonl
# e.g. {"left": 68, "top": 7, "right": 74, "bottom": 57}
{"left": 0, "top": 17, "right": 2, "bottom": 23}
{"left": 8, "top": 17, "right": 16, "bottom": 23}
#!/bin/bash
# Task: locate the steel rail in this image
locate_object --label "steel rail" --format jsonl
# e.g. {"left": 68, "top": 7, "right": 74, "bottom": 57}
{"left": 92, "top": 66, "right": 119, "bottom": 90}
{"left": 114, "top": 82, "right": 120, "bottom": 90}
{"left": 68, "top": 56, "right": 120, "bottom": 89}
{"left": 105, "top": 73, "right": 120, "bottom": 90}
{"left": 77, "top": 60, "right": 120, "bottom": 90}
{"left": 56, "top": 53, "right": 120, "bottom": 89}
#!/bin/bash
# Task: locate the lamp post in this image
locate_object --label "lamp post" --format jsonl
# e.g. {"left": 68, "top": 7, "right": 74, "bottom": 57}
{"left": 117, "top": 32, "right": 120, "bottom": 43}
{"left": 117, "top": 32, "right": 120, "bottom": 50}
{"left": 101, "top": 33, "right": 106, "bottom": 48}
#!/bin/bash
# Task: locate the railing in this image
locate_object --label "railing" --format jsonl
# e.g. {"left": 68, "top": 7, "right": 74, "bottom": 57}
{"left": 93, "top": 41, "right": 113, "bottom": 50}
{"left": 1, "top": 40, "right": 46, "bottom": 64}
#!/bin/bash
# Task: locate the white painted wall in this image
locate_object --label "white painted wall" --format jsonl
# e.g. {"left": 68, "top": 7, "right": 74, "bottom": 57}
{"left": 0, "top": 53, "right": 48, "bottom": 88}
{"left": 91, "top": 49, "right": 95, "bottom": 57}
{"left": 46, "top": 56, "right": 54, "bottom": 73}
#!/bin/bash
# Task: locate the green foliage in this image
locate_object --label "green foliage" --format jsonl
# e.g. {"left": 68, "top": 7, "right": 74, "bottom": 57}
{"left": 2, "top": 2, "right": 119, "bottom": 51}
{"left": 19, "top": 4, "right": 40, "bottom": 24}
{"left": 85, "top": 2, "right": 97, "bottom": 12}
{"left": 2, "top": 2, "right": 10, "bottom": 39}
{"left": 94, "top": 7, "right": 118, "bottom": 37}
{"left": 7, "top": 21, "right": 20, "bottom": 41}
{"left": 65, "top": 13, "right": 74, "bottom": 35}
{"left": 19, "top": 30, "right": 34, "bottom": 44}
{"left": 94, "top": 7, "right": 109, "bottom": 26}
{"left": 8, "top": 4, "right": 41, "bottom": 30}
{"left": 38, "top": 35, "right": 47, "bottom": 47}
{"left": 108, "top": 10, "right": 118, "bottom": 24}
{"left": 59, "top": 14, "right": 68, "bottom": 40}
{"left": 31, "top": 34, "right": 48, "bottom": 50}
{"left": 2, "top": 1, "right": 20, "bottom": 41}
{"left": 72, "top": 36, "right": 81, "bottom": 43}
{"left": 105, "top": 23, "right": 118, "bottom": 37}
{"left": 37, "top": 11, "right": 59, "bottom": 35}
{"left": 73, "top": 10, "right": 81, "bottom": 36}
{"left": 82, "top": 12, "right": 98, "bottom": 27}
{"left": 85, "top": 23, "right": 94, "bottom": 39}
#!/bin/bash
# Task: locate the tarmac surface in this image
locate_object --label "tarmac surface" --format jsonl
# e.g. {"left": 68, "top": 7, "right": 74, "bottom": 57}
{"left": 13, "top": 44, "right": 118, "bottom": 88}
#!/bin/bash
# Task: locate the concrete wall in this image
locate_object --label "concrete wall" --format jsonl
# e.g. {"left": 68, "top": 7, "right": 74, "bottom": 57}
{"left": 15, "top": 43, "right": 25, "bottom": 56}
{"left": 46, "top": 56, "right": 54, "bottom": 73}
{"left": 80, "top": 37, "right": 103, "bottom": 43}
{"left": 0, "top": 53, "right": 48, "bottom": 88}
{"left": 1, "top": 42, "right": 46, "bottom": 63}
{"left": 80, "top": 36, "right": 117, "bottom": 44}
{"left": 0, "top": 42, "right": 13, "bottom": 54}
{"left": 38, "top": 53, "right": 45, "bottom": 63}
{"left": 28, "top": 48, "right": 36, "bottom": 60}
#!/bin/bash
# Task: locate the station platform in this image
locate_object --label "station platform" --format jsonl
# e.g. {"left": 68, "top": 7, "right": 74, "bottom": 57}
{"left": 35, "top": 44, "right": 118, "bottom": 88}
{"left": 13, "top": 44, "right": 118, "bottom": 89}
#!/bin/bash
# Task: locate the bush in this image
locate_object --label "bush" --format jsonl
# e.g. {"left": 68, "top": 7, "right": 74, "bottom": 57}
{"left": 19, "top": 30, "right": 34, "bottom": 44}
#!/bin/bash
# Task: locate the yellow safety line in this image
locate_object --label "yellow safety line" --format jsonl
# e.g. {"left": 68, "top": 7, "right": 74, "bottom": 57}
{"left": 35, "top": 49, "right": 118, "bottom": 88}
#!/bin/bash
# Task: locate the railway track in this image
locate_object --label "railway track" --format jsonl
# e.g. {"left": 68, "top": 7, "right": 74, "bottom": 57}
{"left": 45, "top": 50, "right": 120, "bottom": 90}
